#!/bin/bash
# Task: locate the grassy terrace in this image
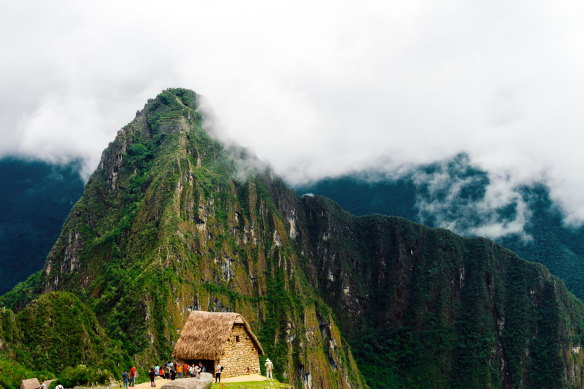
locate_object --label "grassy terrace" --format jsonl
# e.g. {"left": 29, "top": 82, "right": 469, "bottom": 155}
{"left": 211, "top": 382, "right": 291, "bottom": 389}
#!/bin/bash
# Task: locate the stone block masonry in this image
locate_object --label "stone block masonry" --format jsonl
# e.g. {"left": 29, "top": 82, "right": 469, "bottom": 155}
{"left": 219, "top": 323, "right": 261, "bottom": 377}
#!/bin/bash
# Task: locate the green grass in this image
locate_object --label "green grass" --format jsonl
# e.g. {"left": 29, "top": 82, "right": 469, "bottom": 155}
{"left": 210, "top": 380, "right": 291, "bottom": 389}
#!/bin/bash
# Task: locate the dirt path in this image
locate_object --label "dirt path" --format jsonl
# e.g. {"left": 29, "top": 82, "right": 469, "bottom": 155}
{"left": 130, "top": 376, "right": 167, "bottom": 389}
{"left": 130, "top": 374, "right": 269, "bottom": 388}
{"left": 221, "top": 374, "right": 267, "bottom": 382}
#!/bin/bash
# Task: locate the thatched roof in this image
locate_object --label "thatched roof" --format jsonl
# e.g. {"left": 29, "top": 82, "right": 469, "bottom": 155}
{"left": 172, "top": 311, "right": 264, "bottom": 361}
{"left": 20, "top": 379, "right": 54, "bottom": 389}
{"left": 20, "top": 378, "right": 40, "bottom": 389}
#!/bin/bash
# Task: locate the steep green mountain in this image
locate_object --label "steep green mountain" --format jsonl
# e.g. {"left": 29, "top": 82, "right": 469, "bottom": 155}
{"left": 23, "top": 89, "right": 364, "bottom": 388}
{"left": 3, "top": 89, "right": 584, "bottom": 388}
{"left": 296, "top": 158, "right": 584, "bottom": 301}
{"left": 0, "top": 158, "right": 84, "bottom": 294}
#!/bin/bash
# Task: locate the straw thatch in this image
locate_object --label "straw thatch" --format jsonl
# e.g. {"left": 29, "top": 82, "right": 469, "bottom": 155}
{"left": 20, "top": 378, "right": 55, "bottom": 389}
{"left": 20, "top": 378, "right": 40, "bottom": 389}
{"left": 172, "top": 311, "right": 264, "bottom": 361}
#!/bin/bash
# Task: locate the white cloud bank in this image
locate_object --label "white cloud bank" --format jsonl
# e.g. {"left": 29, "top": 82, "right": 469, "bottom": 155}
{"left": 2, "top": 0, "right": 584, "bottom": 224}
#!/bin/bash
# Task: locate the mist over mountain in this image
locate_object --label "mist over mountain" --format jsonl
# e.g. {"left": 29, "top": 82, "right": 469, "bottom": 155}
{"left": 296, "top": 155, "right": 584, "bottom": 300}
{"left": 0, "top": 159, "right": 84, "bottom": 294}
{"left": 2, "top": 147, "right": 584, "bottom": 306}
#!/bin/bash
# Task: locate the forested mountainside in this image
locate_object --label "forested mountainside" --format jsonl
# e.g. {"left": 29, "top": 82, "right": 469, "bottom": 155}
{"left": 296, "top": 159, "right": 584, "bottom": 302}
{"left": 2, "top": 89, "right": 584, "bottom": 388}
{"left": 0, "top": 159, "right": 84, "bottom": 294}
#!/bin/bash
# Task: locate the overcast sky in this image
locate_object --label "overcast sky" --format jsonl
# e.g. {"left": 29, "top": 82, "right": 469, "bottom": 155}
{"left": 2, "top": 0, "right": 584, "bottom": 225}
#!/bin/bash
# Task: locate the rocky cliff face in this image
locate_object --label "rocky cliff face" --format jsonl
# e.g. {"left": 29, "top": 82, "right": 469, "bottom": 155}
{"left": 293, "top": 197, "right": 584, "bottom": 387}
{"left": 7, "top": 88, "right": 584, "bottom": 388}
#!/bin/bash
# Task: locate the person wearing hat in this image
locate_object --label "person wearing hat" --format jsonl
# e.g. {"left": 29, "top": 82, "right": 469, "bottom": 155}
{"left": 265, "top": 358, "right": 274, "bottom": 379}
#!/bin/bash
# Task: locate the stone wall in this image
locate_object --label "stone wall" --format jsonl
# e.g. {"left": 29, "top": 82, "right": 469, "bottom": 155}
{"left": 219, "top": 324, "right": 261, "bottom": 377}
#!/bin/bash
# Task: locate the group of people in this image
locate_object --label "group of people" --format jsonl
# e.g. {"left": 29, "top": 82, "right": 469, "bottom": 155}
{"left": 120, "top": 358, "right": 273, "bottom": 387}
{"left": 158, "top": 361, "right": 208, "bottom": 381}
{"left": 122, "top": 362, "right": 208, "bottom": 388}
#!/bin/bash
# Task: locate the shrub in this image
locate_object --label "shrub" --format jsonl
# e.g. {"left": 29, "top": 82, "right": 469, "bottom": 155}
{"left": 0, "top": 356, "right": 55, "bottom": 389}
{"left": 58, "top": 364, "right": 113, "bottom": 387}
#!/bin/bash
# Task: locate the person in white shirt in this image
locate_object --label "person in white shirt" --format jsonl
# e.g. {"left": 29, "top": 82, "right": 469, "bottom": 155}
{"left": 265, "top": 358, "right": 274, "bottom": 379}
{"left": 215, "top": 363, "right": 222, "bottom": 383}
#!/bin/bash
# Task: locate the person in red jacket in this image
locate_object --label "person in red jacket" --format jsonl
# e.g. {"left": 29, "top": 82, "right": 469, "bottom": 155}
{"left": 129, "top": 366, "right": 136, "bottom": 387}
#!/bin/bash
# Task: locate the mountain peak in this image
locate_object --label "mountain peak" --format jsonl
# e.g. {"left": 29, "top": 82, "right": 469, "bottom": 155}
{"left": 31, "top": 89, "right": 366, "bottom": 387}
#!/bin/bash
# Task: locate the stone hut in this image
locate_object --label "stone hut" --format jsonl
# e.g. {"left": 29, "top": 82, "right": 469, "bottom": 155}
{"left": 172, "top": 311, "right": 264, "bottom": 378}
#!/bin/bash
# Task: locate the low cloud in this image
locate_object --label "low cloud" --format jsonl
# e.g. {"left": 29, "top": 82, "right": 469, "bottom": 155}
{"left": 411, "top": 156, "right": 533, "bottom": 240}
{"left": 198, "top": 96, "right": 272, "bottom": 183}
{"left": 2, "top": 1, "right": 584, "bottom": 226}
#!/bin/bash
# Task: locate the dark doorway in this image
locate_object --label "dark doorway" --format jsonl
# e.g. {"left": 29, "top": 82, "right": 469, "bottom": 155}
{"left": 187, "top": 359, "right": 215, "bottom": 374}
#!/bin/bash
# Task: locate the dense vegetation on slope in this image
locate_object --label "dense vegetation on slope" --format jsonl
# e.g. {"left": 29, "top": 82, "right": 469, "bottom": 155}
{"left": 0, "top": 159, "right": 84, "bottom": 294}
{"left": 293, "top": 194, "right": 584, "bottom": 388}
{"left": 0, "top": 292, "right": 122, "bottom": 388}
{"left": 2, "top": 89, "right": 584, "bottom": 388}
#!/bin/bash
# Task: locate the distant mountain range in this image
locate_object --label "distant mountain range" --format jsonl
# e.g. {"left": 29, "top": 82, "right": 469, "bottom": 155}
{"left": 0, "top": 159, "right": 84, "bottom": 295}
{"left": 297, "top": 155, "right": 584, "bottom": 302}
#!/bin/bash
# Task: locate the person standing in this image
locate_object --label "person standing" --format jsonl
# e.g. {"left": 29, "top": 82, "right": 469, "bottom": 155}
{"left": 177, "top": 363, "right": 182, "bottom": 379}
{"left": 129, "top": 366, "right": 136, "bottom": 387}
{"left": 39, "top": 380, "right": 46, "bottom": 389}
{"left": 149, "top": 367, "right": 156, "bottom": 387}
{"left": 265, "top": 358, "right": 274, "bottom": 379}
{"left": 122, "top": 370, "right": 129, "bottom": 389}
{"left": 215, "top": 362, "right": 222, "bottom": 383}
